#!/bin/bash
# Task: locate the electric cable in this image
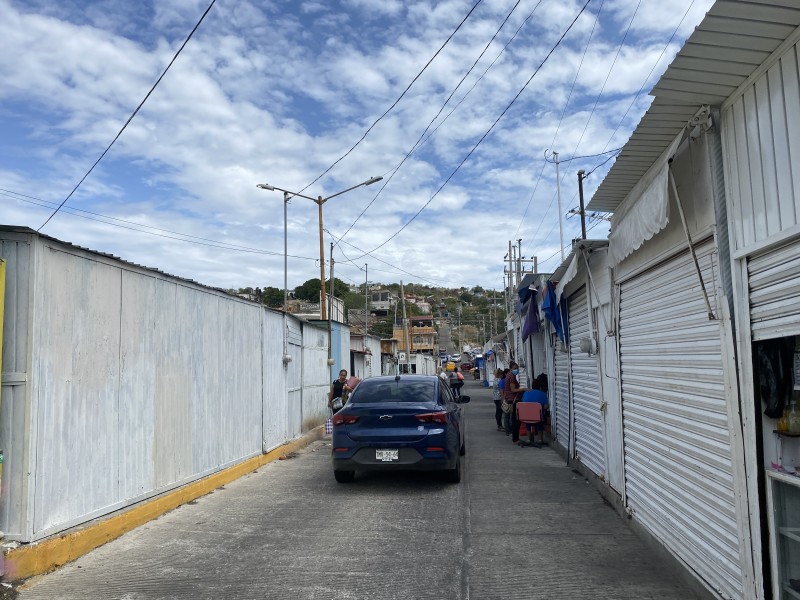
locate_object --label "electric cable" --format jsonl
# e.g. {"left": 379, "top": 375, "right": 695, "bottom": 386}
{"left": 298, "top": 0, "right": 485, "bottom": 196}
{"left": 584, "top": 0, "right": 697, "bottom": 174}
{"left": 513, "top": 0, "right": 606, "bottom": 241}
{"left": 523, "top": 0, "right": 642, "bottom": 259}
{"left": 334, "top": 0, "right": 526, "bottom": 245}
{"left": 355, "top": 0, "right": 593, "bottom": 259}
{"left": 36, "top": 0, "right": 218, "bottom": 232}
{"left": 5, "top": 189, "right": 318, "bottom": 261}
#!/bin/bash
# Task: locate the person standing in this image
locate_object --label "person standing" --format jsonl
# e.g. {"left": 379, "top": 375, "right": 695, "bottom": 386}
{"left": 492, "top": 369, "right": 504, "bottom": 431}
{"left": 328, "top": 369, "right": 352, "bottom": 415}
{"left": 504, "top": 362, "right": 527, "bottom": 444}
{"left": 449, "top": 367, "right": 464, "bottom": 398}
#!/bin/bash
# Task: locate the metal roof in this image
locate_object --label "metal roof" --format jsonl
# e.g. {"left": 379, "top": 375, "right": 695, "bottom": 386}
{"left": 588, "top": 0, "right": 800, "bottom": 213}
{"left": 550, "top": 239, "right": 609, "bottom": 282}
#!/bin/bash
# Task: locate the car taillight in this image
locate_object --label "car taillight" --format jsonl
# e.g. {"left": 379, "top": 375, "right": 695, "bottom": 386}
{"left": 416, "top": 412, "right": 448, "bottom": 424}
{"left": 332, "top": 413, "right": 359, "bottom": 426}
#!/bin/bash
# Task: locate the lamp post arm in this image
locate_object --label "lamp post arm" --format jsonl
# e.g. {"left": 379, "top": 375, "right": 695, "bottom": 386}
{"left": 323, "top": 176, "right": 383, "bottom": 201}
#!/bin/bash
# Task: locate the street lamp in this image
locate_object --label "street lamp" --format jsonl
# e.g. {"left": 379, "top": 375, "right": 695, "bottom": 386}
{"left": 255, "top": 176, "right": 382, "bottom": 320}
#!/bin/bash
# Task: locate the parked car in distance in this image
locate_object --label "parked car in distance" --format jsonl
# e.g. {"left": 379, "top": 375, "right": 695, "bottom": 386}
{"left": 330, "top": 375, "right": 470, "bottom": 483}
{"left": 460, "top": 362, "right": 474, "bottom": 372}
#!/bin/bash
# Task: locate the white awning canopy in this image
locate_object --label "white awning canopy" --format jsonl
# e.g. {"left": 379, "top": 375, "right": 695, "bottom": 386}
{"left": 607, "top": 131, "right": 684, "bottom": 267}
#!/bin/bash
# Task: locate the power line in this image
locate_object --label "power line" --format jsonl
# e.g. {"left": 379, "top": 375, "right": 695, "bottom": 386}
{"left": 5, "top": 188, "right": 318, "bottom": 261}
{"left": 356, "top": 0, "right": 593, "bottom": 259}
{"left": 298, "top": 0, "right": 485, "bottom": 196}
{"left": 334, "top": 0, "right": 526, "bottom": 246}
{"left": 37, "top": 0, "right": 218, "bottom": 232}
{"left": 544, "top": 147, "right": 621, "bottom": 163}
{"left": 513, "top": 0, "right": 606, "bottom": 241}
{"left": 524, "top": 0, "right": 641, "bottom": 260}
{"left": 585, "top": 0, "right": 698, "bottom": 174}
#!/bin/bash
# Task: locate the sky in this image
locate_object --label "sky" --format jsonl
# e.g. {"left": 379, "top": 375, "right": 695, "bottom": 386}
{"left": 0, "top": 0, "right": 716, "bottom": 293}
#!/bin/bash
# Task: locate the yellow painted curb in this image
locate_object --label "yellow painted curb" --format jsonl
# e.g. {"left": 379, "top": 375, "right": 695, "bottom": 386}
{"left": 5, "top": 427, "right": 325, "bottom": 582}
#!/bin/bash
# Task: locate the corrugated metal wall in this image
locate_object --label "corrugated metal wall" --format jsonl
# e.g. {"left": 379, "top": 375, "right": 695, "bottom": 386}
{"left": 618, "top": 239, "right": 745, "bottom": 599}
{"left": 263, "top": 312, "right": 288, "bottom": 452}
{"left": 302, "top": 325, "right": 329, "bottom": 430}
{"left": 286, "top": 318, "right": 303, "bottom": 440}
{"left": 0, "top": 237, "right": 34, "bottom": 540}
{"left": 364, "top": 336, "right": 382, "bottom": 378}
{"left": 747, "top": 235, "right": 800, "bottom": 341}
{"left": 568, "top": 287, "right": 605, "bottom": 477}
{"left": 553, "top": 342, "right": 570, "bottom": 448}
{"left": 722, "top": 41, "right": 800, "bottom": 254}
{"left": 0, "top": 231, "right": 333, "bottom": 542}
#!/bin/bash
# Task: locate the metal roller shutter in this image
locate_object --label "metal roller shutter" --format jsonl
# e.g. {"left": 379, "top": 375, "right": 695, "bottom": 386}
{"left": 619, "top": 238, "right": 743, "bottom": 600}
{"left": 553, "top": 343, "right": 570, "bottom": 447}
{"left": 748, "top": 239, "right": 800, "bottom": 341}
{"left": 569, "top": 287, "right": 605, "bottom": 477}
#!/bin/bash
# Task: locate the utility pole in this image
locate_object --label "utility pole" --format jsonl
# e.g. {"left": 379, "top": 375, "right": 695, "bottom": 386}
{"left": 516, "top": 239, "right": 522, "bottom": 287}
{"left": 578, "top": 169, "right": 587, "bottom": 240}
{"left": 400, "top": 280, "right": 411, "bottom": 374}
{"left": 328, "top": 244, "right": 335, "bottom": 379}
{"left": 554, "top": 151, "right": 565, "bottom": 262}
{"left": 364, "top": 264, "right": 368, "bottom": 334}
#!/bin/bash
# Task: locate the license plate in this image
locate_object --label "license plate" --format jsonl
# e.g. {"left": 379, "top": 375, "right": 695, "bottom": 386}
{"left": 376, "top": 449, "right": 399, "bottom": 462}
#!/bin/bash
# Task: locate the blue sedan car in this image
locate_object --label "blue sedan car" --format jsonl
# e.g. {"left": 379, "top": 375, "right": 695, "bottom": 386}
{"left": 331, "top": 375, "right": 470, "bottom": 483}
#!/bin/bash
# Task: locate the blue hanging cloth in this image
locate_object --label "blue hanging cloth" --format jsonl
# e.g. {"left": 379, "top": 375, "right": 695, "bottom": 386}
{"left": 542, "top": 281, "right": 568, "bottom": 343}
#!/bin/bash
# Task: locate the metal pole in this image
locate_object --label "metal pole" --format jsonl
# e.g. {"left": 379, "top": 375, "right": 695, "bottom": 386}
{"left": 400, "top": 280, "right": 411, "bottom": 373}
{"left": 283, "top": 192, "right": 289, "bottom": 314}
{"left": 317, "top": 197, "right": 327, "bottom": 321}
{"left": 517, "top": 238, "right": 522, "bottom": 286}
{"left": 328, "top": 245, "right": 334, "bottom": 375}
{"left": 364, "top": 264, "right": 368, "bottom": 334}
{"left": 554, "top": 151, "right": 564, "bottom": 261}
{"left": 578, "top": 169, "right": 587, "bottom": 240}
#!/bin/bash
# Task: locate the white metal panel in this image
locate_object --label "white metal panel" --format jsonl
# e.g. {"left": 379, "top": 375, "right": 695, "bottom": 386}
{"left": 619, "top": 240, "right": 745, "bottom": 599}
{"left": 747, "top": 239, "right": 800, "bottom": 340}
{"left": 287, "top": 320, "right": 303, "bottom": 439}
{"left": 553, "top": 340, "right": 570, "bottom": 447}
{"left": 0, "top": 238, "right": 34, "bottom": 539}
{"left": 33, "top": 249, "right": 122, "bottom": 536}
{"left": 262, "top": 311, "right": 288, "bottom": 452}
{"left": 722, "top": 42, "right": 800, "bottom": 253}
{"left": 302, "top": 323, "right": 329, "bottom": 431}
{"left": 568, "top": 287, "right": 605, "bottom": 477}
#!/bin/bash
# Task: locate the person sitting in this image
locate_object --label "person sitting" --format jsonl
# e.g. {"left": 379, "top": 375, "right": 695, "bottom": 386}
{"left": 520, "top": 379, "right": 549, "bottom": 446}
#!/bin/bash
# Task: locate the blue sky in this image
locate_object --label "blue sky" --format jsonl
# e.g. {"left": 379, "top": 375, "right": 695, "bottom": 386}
{"left": 1, "top": 0, "right": 715, "bottom": 292}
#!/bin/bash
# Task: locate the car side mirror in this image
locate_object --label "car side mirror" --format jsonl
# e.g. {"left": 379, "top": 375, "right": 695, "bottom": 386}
{"left": 458, "top": 396, "right": 471, "bottom": 404}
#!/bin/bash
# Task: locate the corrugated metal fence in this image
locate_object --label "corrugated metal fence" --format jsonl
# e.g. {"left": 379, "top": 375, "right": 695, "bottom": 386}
{"left": 0, "top": 230, "right": 331, "bottom": 542}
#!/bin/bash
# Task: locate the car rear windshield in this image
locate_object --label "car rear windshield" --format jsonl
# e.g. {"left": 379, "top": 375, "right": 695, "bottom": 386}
{"left": 349, "top": 379, "right": 436, "bottom": 403}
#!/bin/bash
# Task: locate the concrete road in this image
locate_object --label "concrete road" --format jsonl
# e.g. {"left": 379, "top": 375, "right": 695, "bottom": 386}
{"left": 17, "top": 380, "right": 701, "bottom": 599}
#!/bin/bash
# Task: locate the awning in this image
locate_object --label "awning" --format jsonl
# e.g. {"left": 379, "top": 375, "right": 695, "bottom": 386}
{"left": 607, "top": 130, "right": 684, "bottom": 267}
{"left": 554, "top": 254, "right": 578, "bottom": 304}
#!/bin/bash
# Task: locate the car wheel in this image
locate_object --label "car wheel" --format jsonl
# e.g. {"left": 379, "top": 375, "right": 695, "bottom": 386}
{"left": 445, "top": 456, "right": 461, "bottom": 484}
{"left": 334, "top": 469, "right": 355, "bottom": 483}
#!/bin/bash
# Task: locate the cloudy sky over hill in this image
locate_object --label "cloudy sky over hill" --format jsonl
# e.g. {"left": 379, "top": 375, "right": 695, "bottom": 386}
{"left": 1, "top": 0, "right": 714, "bottom": 292}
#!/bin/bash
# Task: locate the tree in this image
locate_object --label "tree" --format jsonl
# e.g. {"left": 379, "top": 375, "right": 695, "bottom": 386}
{"left": 262, "top": 286, "right": 284, "bottom": 308}
{"left": 294, "top": 278, "right": 322, "bottom": 302}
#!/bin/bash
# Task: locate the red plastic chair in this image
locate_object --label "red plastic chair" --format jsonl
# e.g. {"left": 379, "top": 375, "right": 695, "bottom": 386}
{"left": 516, "top": 402, "right": 544, "bottom": 447}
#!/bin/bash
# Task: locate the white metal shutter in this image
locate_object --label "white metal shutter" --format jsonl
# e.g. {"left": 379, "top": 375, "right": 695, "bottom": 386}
{"left": 618, "top": 239, "right": 743, "bottom": 599}
{"left": 553, "top": 342, "right": 570, "bottom": 446}
{"left": 568, "top": 287, "right": 605, "bottom": 477}
{"left": 748, "top": 239, "right": 800, "bottom": 340}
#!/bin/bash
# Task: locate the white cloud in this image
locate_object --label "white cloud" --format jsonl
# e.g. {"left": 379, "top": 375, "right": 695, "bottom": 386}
{"left": 0, "top": 0, "right": 718, "bottom": 291}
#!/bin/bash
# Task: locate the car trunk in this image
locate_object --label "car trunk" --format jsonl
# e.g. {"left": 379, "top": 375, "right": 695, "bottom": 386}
{"left": 344, "top": 401, "right": 439, "bottom": 442}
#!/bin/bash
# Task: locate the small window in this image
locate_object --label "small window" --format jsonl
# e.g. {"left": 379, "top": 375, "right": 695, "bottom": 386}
{"left": 349, "top": 379, "right": 435, "bottom": 403}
